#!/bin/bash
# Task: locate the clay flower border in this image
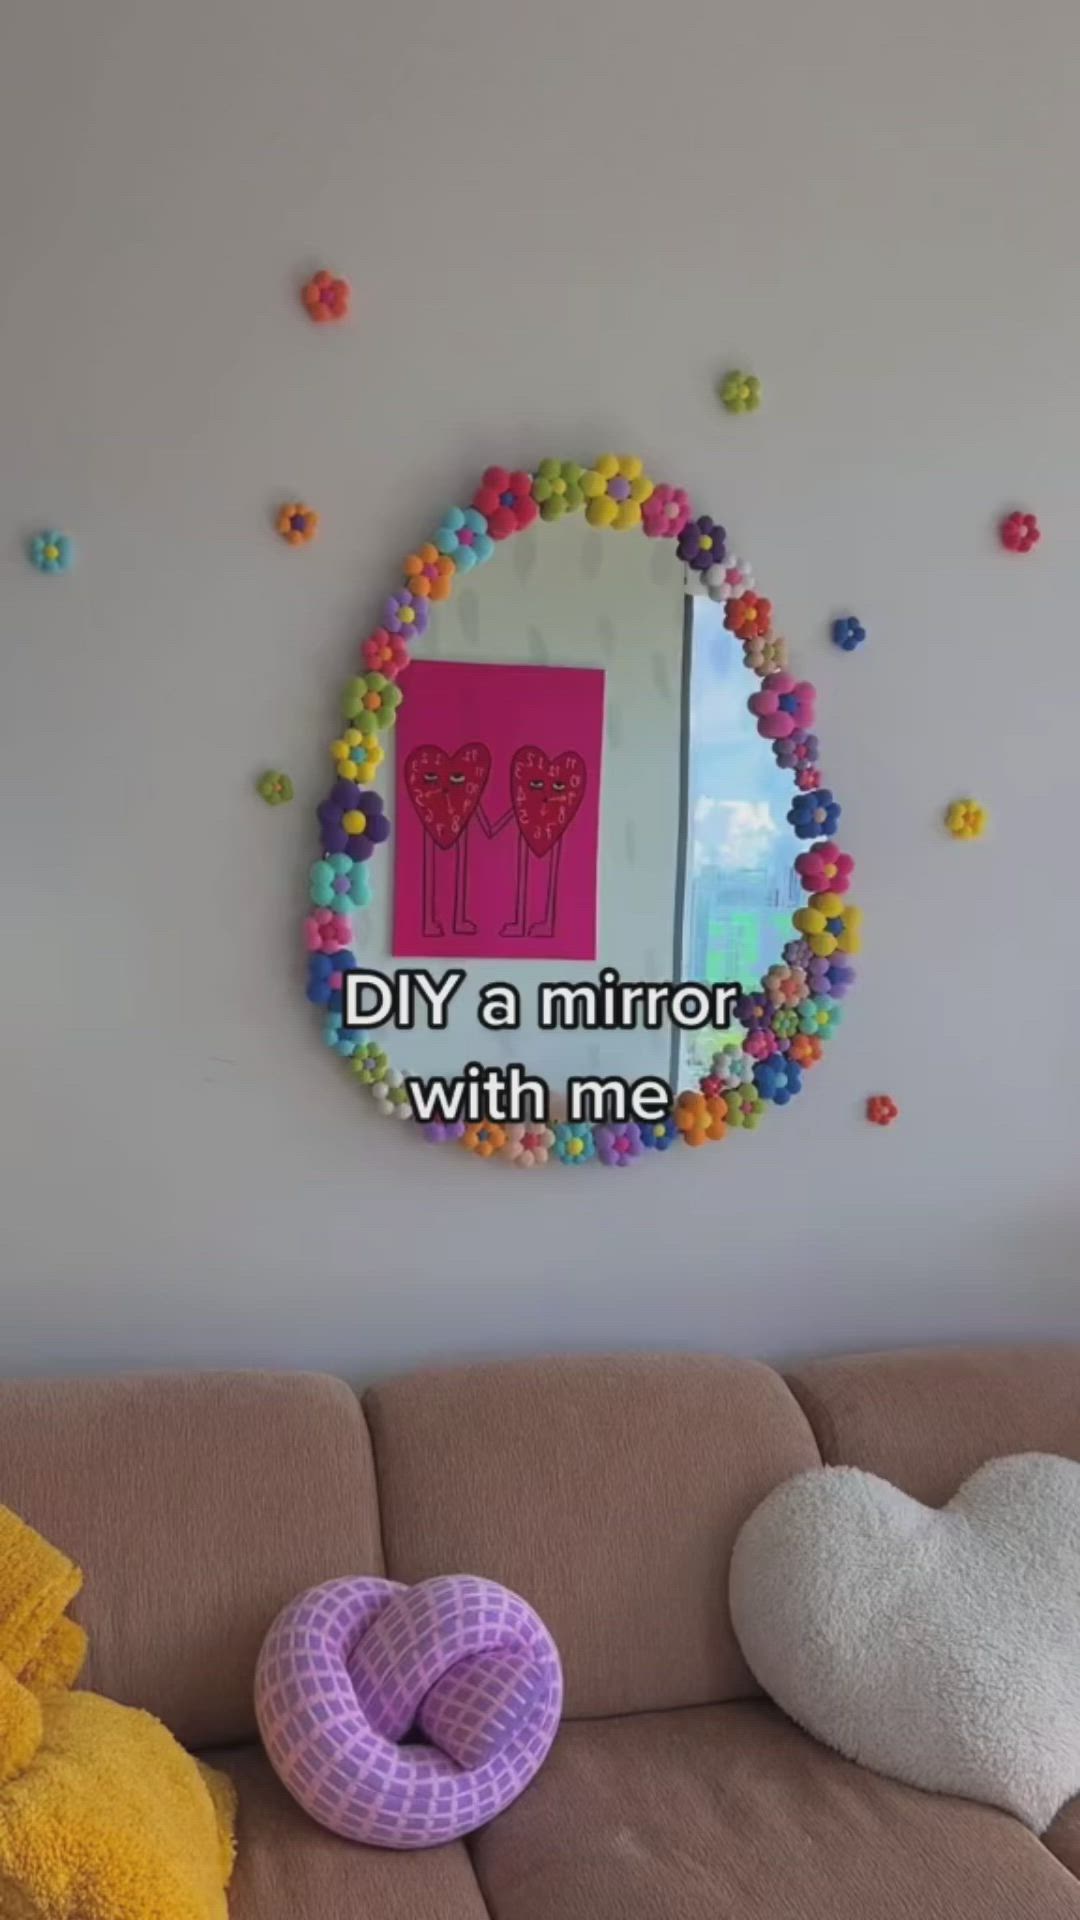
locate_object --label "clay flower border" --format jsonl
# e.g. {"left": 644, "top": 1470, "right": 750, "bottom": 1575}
{"left": 305, "top": 457, "right": 858, "bottom": 1167}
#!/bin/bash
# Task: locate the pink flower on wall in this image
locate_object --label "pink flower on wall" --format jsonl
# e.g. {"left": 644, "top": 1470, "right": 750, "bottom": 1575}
{"left": 748, "top": 672, "right": 817, "bottom": 741}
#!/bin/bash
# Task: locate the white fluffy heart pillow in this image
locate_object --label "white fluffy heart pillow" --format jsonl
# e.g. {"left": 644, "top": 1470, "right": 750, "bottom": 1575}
{"left": 729, "top": 1453, "right": 1080, "bottom": 1831}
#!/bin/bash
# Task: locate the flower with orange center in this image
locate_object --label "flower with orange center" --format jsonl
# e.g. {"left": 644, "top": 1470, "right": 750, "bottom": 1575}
{"left": 788, "top": 1033, "right": 823, "bottom": 1070}
{"left": 361, "top": 628, "right": 410, "bottom": 679}
{"left": 403, "top": 544, "right": 456, "bottom": 603}
{"left": 341, "top": 672, "right": 403, "bottom": 734}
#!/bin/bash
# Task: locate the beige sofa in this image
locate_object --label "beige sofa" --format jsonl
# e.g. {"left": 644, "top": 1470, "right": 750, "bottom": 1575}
{"left": 1, "top": 1346, "right": 1079, "bottom": 1918}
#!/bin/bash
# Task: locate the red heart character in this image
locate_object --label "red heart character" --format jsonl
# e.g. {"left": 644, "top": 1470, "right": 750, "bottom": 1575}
{"left": 404, "top": 743, "right": 491, "bottom": 851}
{"left": 510, "top": 746, "right": 587, "bottom": 856}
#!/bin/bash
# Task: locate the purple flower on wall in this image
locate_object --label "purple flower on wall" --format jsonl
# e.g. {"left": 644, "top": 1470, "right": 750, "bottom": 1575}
{"left": 735, "top": 991, "right": 771, "bottom": 1031}
{"left": 595, "top": 1122, "right": 644, "bottom": 1168}
{"left": 317, "top": 779, "right": 391, "bottom": 861}
{"left": 677, "top": 515, "right": 726, "bottom": 574}
{"left": 825, "top": 956, "right": 857, "bottom": 998}
{"left": 773, "top": 729, "right": 819, "bottom": 773}
{"left": 384, "top": 589, "right": 429, "bottom": 639}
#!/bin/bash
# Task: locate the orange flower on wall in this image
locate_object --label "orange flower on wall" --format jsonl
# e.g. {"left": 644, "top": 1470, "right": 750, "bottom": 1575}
{"left": 674, "top": 1091, "right": 727, "bottom": 1147}
{"left": 302, "top": 270, "right": 351, "bottom": 323}
{"left": 277, "top": 503, "right": 319, "bottom": 546}
{"left": 403, "top": 544, "right": 456, "bottom": 602}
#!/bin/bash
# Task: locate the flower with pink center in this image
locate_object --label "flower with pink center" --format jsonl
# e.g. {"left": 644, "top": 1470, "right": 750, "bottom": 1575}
{"left": 501, "top": 1122, "right": 556, "bottom": 1169}
{"left": 595, "top": 1122, "right": 645, "bottom": 1168}
{"left": 704, "top": 552, "right": 754, "bottom": 602}
{"left": 304, "top": 908, "right": 353, "bottom": 953}
{"left": 744, "top": 1026, "right": 779, "bottom": 1062}
{"left": 643, "top": 485, "right": 692, "bottom": 539}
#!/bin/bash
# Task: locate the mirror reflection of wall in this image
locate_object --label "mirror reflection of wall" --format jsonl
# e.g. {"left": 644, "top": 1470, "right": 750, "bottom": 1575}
{"left": 359, "top": 518, "right": 799, "bottom": 1106}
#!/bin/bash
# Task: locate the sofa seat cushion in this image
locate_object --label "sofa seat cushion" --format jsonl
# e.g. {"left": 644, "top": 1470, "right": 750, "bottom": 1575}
{"left": 470, "top": 1701, "right": 1080, "bottom": 1920}
{"left": 217, "top": 1745, "right": 490, "bottom": 1920}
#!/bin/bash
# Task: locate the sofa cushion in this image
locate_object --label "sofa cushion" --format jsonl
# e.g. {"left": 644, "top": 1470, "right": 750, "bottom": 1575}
{"left": 364, "top": 1354, "right": 820, "bottom": 1718}
{"left": 218, "top": 1744, "right": 490, "bottom": 1920}
{"left": 470, "top": 1700, "right": 1080, "bottom": 1920}
{"left": 1047, "top": 1798, "right": 1080, "bottom": 1880}
{"left": 785, "top": 1345, "right": 1080, "bottom": 1505}
{"left": 0, "top": 1370, "right": 382, "bottom": 1748}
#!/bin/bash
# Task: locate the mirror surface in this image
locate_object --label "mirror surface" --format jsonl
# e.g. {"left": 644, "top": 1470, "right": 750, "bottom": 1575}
{"left": 357, "top": 517, "right": 800, "bottom": 1097}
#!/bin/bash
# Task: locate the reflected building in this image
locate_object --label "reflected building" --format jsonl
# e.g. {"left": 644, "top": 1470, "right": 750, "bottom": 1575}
{"left": 688, "top": 862, "right": 800, "bottom": 992}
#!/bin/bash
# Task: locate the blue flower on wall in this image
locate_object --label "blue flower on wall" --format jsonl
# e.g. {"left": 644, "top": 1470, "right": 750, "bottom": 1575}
{"left": 788, "top": 789, "right": 841, "bottom": 839}
{"left": 28, "top": 530, "right": 73, "bottom": 574}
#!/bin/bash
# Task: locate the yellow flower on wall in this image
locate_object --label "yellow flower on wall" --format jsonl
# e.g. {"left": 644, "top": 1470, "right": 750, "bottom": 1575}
{"left": 945, "top": 799, "right": 988, "bottom": 840}
{"left": 581, "top": 454, "right": 654, "bottom": 531}
{"left": 792, "top": 893, "right": 862, "bottom": 958}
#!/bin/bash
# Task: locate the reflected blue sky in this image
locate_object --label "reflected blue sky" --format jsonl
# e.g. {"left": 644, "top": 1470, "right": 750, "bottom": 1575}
{"left": 676, "top": 597, "right": 801, "bottom": 1081}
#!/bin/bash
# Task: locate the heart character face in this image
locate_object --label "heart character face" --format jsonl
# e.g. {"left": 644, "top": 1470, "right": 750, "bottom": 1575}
{"left": 510, "top": 746, "right": 587, "bottom": 857}
{"left": 404, "top": 743, "right": 491, "bottom": 850}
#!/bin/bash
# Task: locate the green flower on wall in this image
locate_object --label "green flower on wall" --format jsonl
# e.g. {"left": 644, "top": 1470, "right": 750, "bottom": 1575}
{"left": 256, "top": 770, "right": 294, "bottom": 805}
{"left": 531, "top": 460, "right": 586, "bottom": 521}
{"left": 349, "top": 1039, "right": 389, "bottom": 1085}
{"left": 725, "top": 1083, "right": 766, "bottom": 1130}
{"left": 720, "top": 370, "right": 762, "bottom": 414}
{"left": 341, "top": 673, "right": 403, "bottom": 733}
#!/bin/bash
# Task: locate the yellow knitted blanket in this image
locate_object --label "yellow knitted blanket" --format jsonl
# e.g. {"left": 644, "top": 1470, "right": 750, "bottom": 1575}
{"left": 0, "top": 1505, "right": 235, "bottom": 1919}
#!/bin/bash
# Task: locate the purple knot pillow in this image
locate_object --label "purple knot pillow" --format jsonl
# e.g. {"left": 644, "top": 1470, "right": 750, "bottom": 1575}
{"left": 254, "top": 1574, "right": 563, "bottom": 1848}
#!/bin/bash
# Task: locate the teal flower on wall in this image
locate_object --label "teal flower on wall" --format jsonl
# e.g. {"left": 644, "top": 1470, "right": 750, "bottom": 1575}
{"left": 28, "top": 530, "right": 73, "bottom": 574}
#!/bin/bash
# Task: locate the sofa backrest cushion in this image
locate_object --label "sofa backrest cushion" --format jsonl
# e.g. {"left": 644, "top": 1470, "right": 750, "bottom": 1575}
{"left": 0, "top": 1370, "right": 382, "bottom": 1748}
{"left": 364, "top": 1353, "right": 820, "bottom": 1719}
{"left": 785, "top": 1344, "right": 1080, "bottom": 1506}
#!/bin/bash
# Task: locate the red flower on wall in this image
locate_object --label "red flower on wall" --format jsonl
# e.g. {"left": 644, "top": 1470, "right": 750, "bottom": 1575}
{"left": 725, "top": 592, "right": 773, "bottom": 640}
{"left": 999, "top": 510, "right": 1039, "bottom": 554}
{"left": 472, "top": 467, "right": 539, "bottom": 540}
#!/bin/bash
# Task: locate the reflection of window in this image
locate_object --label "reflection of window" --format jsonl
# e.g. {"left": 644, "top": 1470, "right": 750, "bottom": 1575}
{"left": 674, "top": 596, "right": 801, "bottom": 1088}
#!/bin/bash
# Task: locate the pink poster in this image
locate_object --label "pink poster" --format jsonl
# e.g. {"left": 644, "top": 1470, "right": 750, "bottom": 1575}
{"left": 393, "top": 659, "right": 605, "bottom": 960}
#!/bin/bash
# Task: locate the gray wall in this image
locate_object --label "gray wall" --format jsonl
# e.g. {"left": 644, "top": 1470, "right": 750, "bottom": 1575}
{"left": 2, "top": 0, "right": 1078, "bottom": 1376}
